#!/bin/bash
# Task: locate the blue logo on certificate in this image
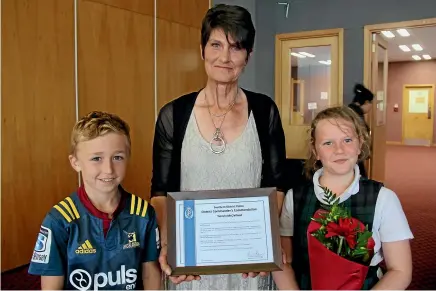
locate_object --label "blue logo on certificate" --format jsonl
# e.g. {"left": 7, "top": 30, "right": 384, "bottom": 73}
{"left": 184, "top": 206, "right": 194, "bottom": 219}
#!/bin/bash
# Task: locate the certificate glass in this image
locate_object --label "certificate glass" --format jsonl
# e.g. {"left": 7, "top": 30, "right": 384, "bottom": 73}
{"left": 167, "top": 188, "right": 283, "bottom": 275}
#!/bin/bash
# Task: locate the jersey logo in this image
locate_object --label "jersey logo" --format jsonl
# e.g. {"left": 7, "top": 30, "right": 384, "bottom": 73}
{"left": 69, "top": 265, "right": 137, "bottom": 290}
{"left": 123, "top": 231, "right": 140, "bottom": 249}
{"left": 75, "top": 240, "right": 97, "bottom": 254}
{"left": 54, "top": 197, "right": 81, "bottom": 223}
{"left": 31, "top": 226, "right": 52, "bottom": 264}
{"left": 130, "top": 194, "right": 148, "bottom": 217}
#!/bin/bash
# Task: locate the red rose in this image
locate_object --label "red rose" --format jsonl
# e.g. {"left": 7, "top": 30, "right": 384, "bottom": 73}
{"left": 325, "top": 218, "right": 362, "bottom": 249}
{"left": 366, "top": 237, "right": 375, "bottom": 251}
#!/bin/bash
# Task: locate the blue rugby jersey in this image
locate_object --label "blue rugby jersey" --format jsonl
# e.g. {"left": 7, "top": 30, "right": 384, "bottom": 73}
{"left": 28, "top": 190, "right": 160, "bottom": 290}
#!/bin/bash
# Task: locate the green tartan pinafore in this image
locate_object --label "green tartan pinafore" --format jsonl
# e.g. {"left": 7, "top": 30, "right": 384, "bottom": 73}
{"left": 291, "top": 178, "right": 383, "bottom": 290}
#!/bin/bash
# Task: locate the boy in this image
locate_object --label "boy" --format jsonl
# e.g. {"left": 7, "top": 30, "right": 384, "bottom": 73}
{"left": 28, "top": 111, "right": 162, "bottom": 290}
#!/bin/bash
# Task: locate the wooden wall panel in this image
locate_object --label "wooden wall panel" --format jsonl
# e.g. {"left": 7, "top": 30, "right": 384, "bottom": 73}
{"left": 84, "top": 0, "right": 153, "bottom": 16}
{"left": 1, "top": 0, "right": 77, "bottom": 271}
{"left": 157, "top": 19, "right": 208, "bottom": 110}
{"left": 157, "top": 0, "right": 209, "bottom": 29}
{"left": 78, "top": 0, "right": 155, "bottom": 199}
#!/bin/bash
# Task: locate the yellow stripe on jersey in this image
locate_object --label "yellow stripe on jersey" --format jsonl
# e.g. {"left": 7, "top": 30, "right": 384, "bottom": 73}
{"left": 85, "top": 240, "right": 92, "bottom": 249}
{"left": 129, "top": 194, "right": 148, "bottom": 217}
{"left": 59, "top": 201, "right": 75, "bottom": 219}
{"left": 130, "top": 194, "right": 136, "bottom": 215}
{"left": 65, "top": 197, "right": 80, "bottom": 219}
{"left": 54, "top": 205, "right": 72, "bottom": 222}
{"left": 136, "top": 198, "right": 142, "bottom": 215}
{"left": 141, "top": 200, "right": 148, "bottom": 217}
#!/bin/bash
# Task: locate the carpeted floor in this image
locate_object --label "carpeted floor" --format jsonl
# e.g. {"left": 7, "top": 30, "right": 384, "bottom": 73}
{"left": 384, "top": 145, "right": 436, "bottom": 290}
{"left": 1, "top": 145, "right": 435, "bottom": 289}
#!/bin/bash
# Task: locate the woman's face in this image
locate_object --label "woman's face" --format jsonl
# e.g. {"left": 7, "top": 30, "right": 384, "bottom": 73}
{"left": 202, "top": 29, "right": 250, "bottom": 84}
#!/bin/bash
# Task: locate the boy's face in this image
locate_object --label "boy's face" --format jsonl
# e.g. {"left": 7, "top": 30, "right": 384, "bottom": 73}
{"left": 69, "top": 133, "right": 129, "bottom": 195}
{"left": 314, "top": 118, "right": 361, "bottom": 177}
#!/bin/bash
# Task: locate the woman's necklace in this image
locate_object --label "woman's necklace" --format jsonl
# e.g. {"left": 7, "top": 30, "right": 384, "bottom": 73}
{"left": 204, "top": 89, "right": 239, "bottom": 154}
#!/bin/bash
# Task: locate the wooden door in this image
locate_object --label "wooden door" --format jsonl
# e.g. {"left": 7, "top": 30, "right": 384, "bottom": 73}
{"left": 369, "top": 33, "right": 388, "bottom": 182}
{"left": 402, "top": 85, "right": 435, "bottom": 146}
{"left": 276, "top": 32, "right": 343, "bottom": 159}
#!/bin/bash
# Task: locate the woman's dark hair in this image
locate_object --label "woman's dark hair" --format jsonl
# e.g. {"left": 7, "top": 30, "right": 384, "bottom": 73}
{"left": 352, "top": 84, "right": 374, "bottom": 105}
{"left": 200, "top": 4, "right": 255, "bottom": 58}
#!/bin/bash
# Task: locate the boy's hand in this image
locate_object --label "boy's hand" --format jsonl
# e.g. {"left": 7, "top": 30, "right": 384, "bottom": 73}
{"left": 159, "top": 244, "right": 201, "bottom": 284}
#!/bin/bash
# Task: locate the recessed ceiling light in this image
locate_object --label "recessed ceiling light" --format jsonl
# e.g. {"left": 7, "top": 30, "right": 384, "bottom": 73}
{"left": 319, "top": 60, "right": 331, "bottom": 65}
{"left": 290, "top": 52, "right": 306, "bottom": 58}
{"left": 412, "top": 55, "right": 421, "bottom": 60}
{"left": 381, "top": 31, "right": 395, "bottom": 38}
{"left": 412, "top": 44, "right": 423, "bottom": 51}
{"left": 298, "top": 52, "right": 315, "bottom": 58}
{"left": 399, "top": 45, "right": 411, "bottom": 52}
{"left": 423, "top": 54, "right": 432, "bottom": 60}
{"left": 397, "top": 29, "right": 410, "bottom": 37}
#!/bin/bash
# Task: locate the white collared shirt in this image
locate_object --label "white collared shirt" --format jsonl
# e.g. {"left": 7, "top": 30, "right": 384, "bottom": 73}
{"left": 279, "top": 165, "right": 414, "bottom": 266}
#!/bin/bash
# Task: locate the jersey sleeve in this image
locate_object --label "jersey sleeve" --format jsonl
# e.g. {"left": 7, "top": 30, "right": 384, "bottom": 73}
{"left": 141, "top": 205, "right": 160, "bottom": 263}
{"left": 28, "top": 212, "right": 69, "bottom": 276}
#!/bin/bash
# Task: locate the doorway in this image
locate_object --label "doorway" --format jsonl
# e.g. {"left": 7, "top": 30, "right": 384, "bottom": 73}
{"left": 364, "top": 19, "right": 436, "bottom": 290}
{"left": 364, "top": 18, "right": 436, "bottom": 181}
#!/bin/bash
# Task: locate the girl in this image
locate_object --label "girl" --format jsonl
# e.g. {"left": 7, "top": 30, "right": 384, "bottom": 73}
{"left": 273, "top": 106, "right": 413, "bottom": 290}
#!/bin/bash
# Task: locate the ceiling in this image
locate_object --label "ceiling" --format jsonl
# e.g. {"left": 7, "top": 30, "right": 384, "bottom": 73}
{"left": 289, "top": 26, "right": 436, "bottom": 66}
{"left": 380, "top": 26, "right": 436, "bottom": 62}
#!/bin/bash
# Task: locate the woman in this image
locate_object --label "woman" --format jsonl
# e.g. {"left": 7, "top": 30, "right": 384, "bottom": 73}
{"left": 150, "top": 4, "right": 288, "bottom": 290}
{"left": 349, "top": 83, "right": 374, "bottom": 177}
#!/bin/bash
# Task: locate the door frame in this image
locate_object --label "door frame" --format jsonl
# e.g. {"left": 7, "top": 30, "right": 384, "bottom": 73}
{"left": 402, "top": 84, "right": 435, "bottom": 145}
{"left": 275, "top": 28, "right": 344, "bottom": 112}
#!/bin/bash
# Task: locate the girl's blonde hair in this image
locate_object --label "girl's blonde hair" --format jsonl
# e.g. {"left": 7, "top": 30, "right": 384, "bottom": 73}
{"left": 304, "top": 106, "right": 371, "bottom": 178}
{"left": 70, "top": 111, "right": 131, "bottom": 155}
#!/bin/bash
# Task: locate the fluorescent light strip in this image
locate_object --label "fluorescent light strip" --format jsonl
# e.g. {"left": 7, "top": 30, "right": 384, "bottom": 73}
{"left": 397, "top": 29, "right": 410, "bottom": 37}
{"left": 423, "top": 54, "right": 432, "bottom": 60}
{"left": 290, "top": 52, "right": 306, "bottom": 58}
{"left": 381, "top": 31, "right": 395, "bottom": 38}
{"left": 319, "top": 60, "right": 331, "bottom": 65}
{"left": 412, "top": 55, "right": 421, "bottom": 60}
{"left": 412, "top": 44, "right": 423, "bottom": 51}
{"left": 399, "top": 45, "right": 411, "bottom": 52}
{"left": 298, "top": 52, "right": 315, "bottom": 58}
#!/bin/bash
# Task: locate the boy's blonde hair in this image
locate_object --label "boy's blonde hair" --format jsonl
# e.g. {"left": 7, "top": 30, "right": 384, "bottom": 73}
{"left": 304, "top": 106, "right": 371, "bottom": 178}
{"left": 70, "top": 111, "right": 131, "bottom": 154}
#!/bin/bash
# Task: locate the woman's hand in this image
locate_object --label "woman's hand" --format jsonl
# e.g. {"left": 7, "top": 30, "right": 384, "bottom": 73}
{"left": 159, "top": 244, "right": 201, "bottom": 284}
{"left": 241, "top": 272, "right": 268, "bottom": 279}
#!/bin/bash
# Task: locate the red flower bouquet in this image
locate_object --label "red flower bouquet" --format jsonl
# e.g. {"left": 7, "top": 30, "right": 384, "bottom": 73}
{"left": 307, "top": 187, "right": 375, "bottom": 290}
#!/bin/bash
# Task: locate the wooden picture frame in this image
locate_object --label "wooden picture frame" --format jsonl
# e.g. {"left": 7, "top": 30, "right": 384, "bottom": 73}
{"left": 166, "top": 187, "right": 283, "bottom": 276}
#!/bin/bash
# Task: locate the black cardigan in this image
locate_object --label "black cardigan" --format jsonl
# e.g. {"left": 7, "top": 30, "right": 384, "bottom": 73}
{"left": 150, "top": 88, "right": 288, "bottom": 197}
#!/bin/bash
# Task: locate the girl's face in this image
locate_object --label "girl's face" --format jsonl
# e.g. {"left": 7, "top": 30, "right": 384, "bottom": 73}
{"left": 314, "top": 118, "right": 361, "bottom": 177}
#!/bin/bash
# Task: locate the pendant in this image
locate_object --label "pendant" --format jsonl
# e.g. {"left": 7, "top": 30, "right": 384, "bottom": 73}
{"left": 209, "top": 128, "right": 226, "bottom": 154}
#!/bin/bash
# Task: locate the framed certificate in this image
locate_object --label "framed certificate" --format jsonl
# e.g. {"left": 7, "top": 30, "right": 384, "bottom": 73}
{"left": 166, "top": 187, "right": 283, "bottom": 275}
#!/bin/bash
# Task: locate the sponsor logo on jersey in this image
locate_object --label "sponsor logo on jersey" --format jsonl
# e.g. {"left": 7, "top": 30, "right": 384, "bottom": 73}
{"left": 123, "top": 231, "right": 140, "bottom": 249}
{"left": 75, "top": 240, "right": 97, "bottom": 254}
{"left": 69, "top": 265, "right": 137, "bottom": 290}
{"left": 31, "top": 226, "right": 52, "bottom": 264}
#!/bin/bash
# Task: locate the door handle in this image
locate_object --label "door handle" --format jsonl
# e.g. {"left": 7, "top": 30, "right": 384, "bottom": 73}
{"left": 428, "top": 106, "right": 432, "bottom": 119}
